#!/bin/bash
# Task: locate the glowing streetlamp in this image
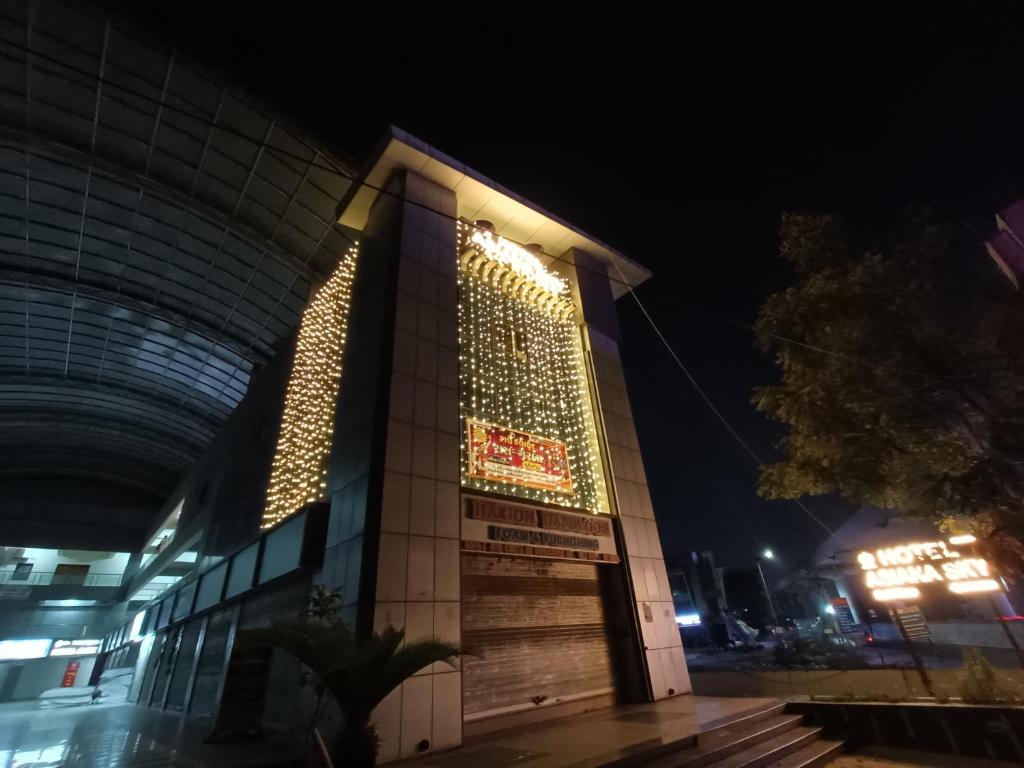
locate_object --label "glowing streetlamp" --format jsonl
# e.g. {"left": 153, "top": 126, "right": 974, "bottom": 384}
{"left": 755, "top": 549, "right": 780, "bottom": 628}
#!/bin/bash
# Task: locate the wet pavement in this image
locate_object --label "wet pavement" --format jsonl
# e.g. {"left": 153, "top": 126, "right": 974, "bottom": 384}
{"left": 402, "top": 695, "right": 778, "bottom": 768}
{"left": 0, "top": 700, "right": 301, "bottom": 767}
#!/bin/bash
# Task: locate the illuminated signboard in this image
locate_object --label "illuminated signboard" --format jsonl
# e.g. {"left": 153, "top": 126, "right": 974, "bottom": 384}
{"left": 468, "top": 229, "right": 568, "bottom": 295}
{"left": 467, "top": 420, "right": 573, "bottom": 495}
{"left": 857, "top": 535, "right": 1000, "bottom": 602}
{"left": 462, "top": 498, "right": 619, "bottom": 563}
{"left": 49, "top": 639, "right": 101, "bottom": 657}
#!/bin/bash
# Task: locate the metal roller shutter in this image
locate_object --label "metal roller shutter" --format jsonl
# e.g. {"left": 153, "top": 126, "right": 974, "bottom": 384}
{"left": 462, "top": 554, "right": 615, "bottom": 721}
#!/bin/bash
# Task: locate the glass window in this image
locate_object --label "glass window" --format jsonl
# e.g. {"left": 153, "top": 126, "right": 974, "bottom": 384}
{"left": 172, "top": 581, "right": 197, "bottom": 622}
{"left": 225, "top": 543, "right": 258, "bottom": 599}
{"left": 194, "top": 563, "right": 227, "bottom": 612}
{"left": 258, "top": 514, "right": 304, "bottom": 584}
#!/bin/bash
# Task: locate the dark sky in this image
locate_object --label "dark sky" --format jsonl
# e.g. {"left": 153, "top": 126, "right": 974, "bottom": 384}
{"left": 107, "top": 1, "right": 1024, "bottom": 568}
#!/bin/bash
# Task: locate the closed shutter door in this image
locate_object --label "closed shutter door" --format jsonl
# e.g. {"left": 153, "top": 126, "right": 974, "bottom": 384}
{"left": 165, "top": 620, "right": 202, "bottom": 711}
{"left": 462, "top": 554, "right": 615, "bottom": 721}
{"left": 189, "top": 608, "right": 235, "bottom": 719}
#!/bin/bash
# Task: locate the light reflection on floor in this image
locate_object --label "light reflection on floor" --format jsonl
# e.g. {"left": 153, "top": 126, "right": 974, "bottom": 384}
{"left": 0, "top": 701, "right": 297, "bottom": 767}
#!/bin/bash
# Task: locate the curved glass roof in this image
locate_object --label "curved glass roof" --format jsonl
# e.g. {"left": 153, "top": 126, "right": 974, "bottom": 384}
{"left": 0, "top": 0, "right": 355, "bottom": 508}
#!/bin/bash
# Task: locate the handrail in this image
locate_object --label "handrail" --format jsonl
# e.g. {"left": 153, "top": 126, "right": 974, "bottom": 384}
{"left": 0, "top": 571, "right": 124, "bottom": 587}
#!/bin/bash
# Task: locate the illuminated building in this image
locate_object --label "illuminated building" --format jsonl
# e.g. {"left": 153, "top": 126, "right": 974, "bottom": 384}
{"left": 0, "top": 3, "right": 684, "bottom": 759}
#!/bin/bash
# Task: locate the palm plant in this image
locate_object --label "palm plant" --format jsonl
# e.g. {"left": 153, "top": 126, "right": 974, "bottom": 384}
{"left": 242, "top": 600, "right": 458, "bottom": 767}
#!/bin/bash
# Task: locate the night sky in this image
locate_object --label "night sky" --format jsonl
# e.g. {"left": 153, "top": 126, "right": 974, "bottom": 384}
{"left": 107, "top": 1, "right": 1024, "bottom": 568}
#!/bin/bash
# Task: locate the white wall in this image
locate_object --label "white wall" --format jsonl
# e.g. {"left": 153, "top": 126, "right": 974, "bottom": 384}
{"left": 0, "top": 549, "right": 130, "bottom": 580}
{"left": 0, "top": 655, "right": 97, "bottom": 701}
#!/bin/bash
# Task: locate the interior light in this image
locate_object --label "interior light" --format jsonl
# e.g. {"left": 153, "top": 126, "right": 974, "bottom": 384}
{"left": 872, "top": 587, "right": 921, "bottom": 602}
{"left": 948, "top": 579, "right": 1000, "bottom": 595}
{"left": 0, "top": 638, "right": 52, "bottom": 660}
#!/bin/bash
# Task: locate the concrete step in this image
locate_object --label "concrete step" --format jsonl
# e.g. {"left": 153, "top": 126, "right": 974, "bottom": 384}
{"left": 763, "top": 738, "right": 844, "bottom": 768}
{"left": 642, "top": 713, "right": 806, "bottom": 768}
{"left": 707, "top": 725, "right": 824, "bottom": 768}
{"left": 698, "top": 703, "right": 789, "bottom": 738}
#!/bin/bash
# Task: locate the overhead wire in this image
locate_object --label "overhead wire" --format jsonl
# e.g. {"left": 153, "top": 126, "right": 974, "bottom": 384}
{"left": 608, "top": 258, "right": 839, "bottom": 538}
{"left": 4, "top": 31, "right": 843, "bottom": 539}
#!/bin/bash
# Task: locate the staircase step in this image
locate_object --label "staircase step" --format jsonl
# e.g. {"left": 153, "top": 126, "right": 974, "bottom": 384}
{"left": 698, "top": 703, "right": 789, "bottom": 736}
{"left": 764, "top": 739, "right": 844, "bottom": 768}
{"left": 642, "top": 714, "right": 806, "bottom": 768}
{"left": 708, "top": 726, "right": 823, "bottom": 768}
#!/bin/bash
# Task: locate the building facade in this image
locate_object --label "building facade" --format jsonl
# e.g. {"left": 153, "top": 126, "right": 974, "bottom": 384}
{"left": 0, "top": 3, "right": 686, "bottom": 760}
{"left": 280, "top": 132, "right": 686, "bottom": 758}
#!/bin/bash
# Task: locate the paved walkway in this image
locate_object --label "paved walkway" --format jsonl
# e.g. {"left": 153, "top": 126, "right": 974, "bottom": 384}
{"left": 402, "top": 695, "right": 778, "bottom": 768}
{"left": 0, "top": 695, "right": 776, "bottom": 767}
{"left": 0, "top": 700, "right": 302, "bottom": 767}
{"left": 831, "top": 746, "right": 1020, "bottom": 768}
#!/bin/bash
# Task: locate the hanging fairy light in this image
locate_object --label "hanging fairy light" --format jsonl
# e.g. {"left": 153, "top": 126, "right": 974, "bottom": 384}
{"left": 262, "top": 245, "right": 359, "bottom": 529}
{"left": 457, "top": 221, "right": 609, "bottom": 514}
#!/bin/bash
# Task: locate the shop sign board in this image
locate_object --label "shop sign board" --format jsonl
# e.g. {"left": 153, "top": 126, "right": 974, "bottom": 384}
{"left": 856, "top": 535, "right": 1001, "bottom": 602}
{"left": 462, "top": 497, "right": 618, "bottom": 563}
{"left": 466, "top": 420, "right": 573, "bottom": 495}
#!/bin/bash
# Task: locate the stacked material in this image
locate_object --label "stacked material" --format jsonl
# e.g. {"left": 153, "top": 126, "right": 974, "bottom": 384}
{"left": 96, "top": 668, "right": 133, "bottom": 702}
{"left": 38, "top": 686, "right": 96, "bottom": 708}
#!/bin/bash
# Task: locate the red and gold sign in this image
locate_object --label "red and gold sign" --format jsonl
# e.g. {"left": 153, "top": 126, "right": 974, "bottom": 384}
{"left": 466, "top": 420, "right": 573, "bottom": 494}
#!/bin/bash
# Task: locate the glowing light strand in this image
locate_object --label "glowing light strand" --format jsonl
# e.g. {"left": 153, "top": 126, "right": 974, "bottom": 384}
{"left": 456, "top": 223, "right": 609, "bottom": 514}
{"left": 262, "top": 246, "right": 358, "bottom": 529}
{"left": 468, "top": 229, "right": 568, "bottom": 295}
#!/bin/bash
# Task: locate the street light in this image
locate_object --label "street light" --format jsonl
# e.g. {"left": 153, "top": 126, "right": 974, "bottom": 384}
{"left": 755, "top": 550, "right": 780, "bottom": 628}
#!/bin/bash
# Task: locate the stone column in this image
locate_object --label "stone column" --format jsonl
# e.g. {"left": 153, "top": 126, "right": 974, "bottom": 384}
{"left": 568, "top": 247, "right": 691, "bottom": 699}
{"left": 363, "top": 170, "right": 462, "bottom": 761}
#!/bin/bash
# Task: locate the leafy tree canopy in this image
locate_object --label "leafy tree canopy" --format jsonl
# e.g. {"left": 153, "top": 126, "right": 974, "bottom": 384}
{"left": 754, "top": 207, "right": 1024, "bottom": 568}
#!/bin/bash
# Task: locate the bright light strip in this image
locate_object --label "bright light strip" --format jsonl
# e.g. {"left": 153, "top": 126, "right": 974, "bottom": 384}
{"left": 469, "top": 229, "right": 568, "bottom": 295}
{"left": 49, "top": 639, "right": 101, "bottom": 657}
{"left": 129, "top": 611, "right": 145, "bottom": 641}
{"left": 948, "top": 534, "right": 977, "bottom": 545}
{"left": 676, "top": 613, "right": 701, "bottom": 626}
{"left": 458, "top": 228, "right": 609, "bottom": 514}
{"left": 872, "top": 587, "right": 921, "bottom": 602}
{"left": 0, "top": 638, "right": 51, "bottom": 660}
{"left": 948, "top": 579, "right": 1000, "bottom": 594}
{"left": 263, "top": 246, "right": 358, "bottom": 529}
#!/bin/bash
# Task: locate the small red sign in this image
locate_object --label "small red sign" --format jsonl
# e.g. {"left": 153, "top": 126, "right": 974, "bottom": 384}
{"left": 61, "top": 660, "right": 80, "bottom": 687}
{"left": 467, "top": 420, "right": 573, "bottom": 494}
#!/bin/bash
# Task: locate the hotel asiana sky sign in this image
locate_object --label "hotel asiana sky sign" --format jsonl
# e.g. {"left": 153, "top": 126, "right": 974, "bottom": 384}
{"left": 857, "top": 535, "right": 1001, "bottom": 602}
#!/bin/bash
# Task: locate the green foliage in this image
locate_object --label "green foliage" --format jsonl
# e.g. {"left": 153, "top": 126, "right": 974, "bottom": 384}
{"left": 772, "top": 637, "right": 866, "bottom": 669}
{"left": 241, "top": 597, "right": 458, "bottom": 767}
{"left": 306, "top": 584, "right": 341, "bottom": 623}
{"left": 754, "top": 208, "right": 1024, "bottom": 565}
{"left": 958, "top": 646, "right": 1016, "bottom": 703}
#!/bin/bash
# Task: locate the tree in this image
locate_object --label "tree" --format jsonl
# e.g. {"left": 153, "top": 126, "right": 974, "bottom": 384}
{"left": 753, "top": 208, "right": 1024, "bottom": 571}
{"left": 241, "top": 590, "right": 458, "bottom": 767}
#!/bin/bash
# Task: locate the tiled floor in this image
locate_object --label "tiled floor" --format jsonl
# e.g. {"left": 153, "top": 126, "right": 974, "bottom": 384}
{"left": 0, "top": 700, "right": 301, "bottom": 767}
{"left": 0, "top": 695, "right": 777, "bottom": 768}
{"left": 406, "top": 695, "right": 779, "bottom": 768}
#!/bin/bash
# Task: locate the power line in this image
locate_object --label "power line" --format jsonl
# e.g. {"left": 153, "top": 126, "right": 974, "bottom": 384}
{"left": 687, "top": 305, "right": 971, "bottom": 381}
{"left": 608, "top": 258, "right": 838, "bottom": 538}
{"left": 8, "top": 21, "right": 839, "bottom": 539}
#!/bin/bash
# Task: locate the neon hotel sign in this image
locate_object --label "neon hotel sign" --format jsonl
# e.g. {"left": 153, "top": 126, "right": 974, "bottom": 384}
{"left": 857, "top": 535, "right": 1001, "bottom": 602}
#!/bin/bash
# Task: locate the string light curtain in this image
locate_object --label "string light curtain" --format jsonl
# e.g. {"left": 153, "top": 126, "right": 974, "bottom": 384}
{"left": 262, "top": 245, "right": 358, "bottom": 529}
{"left": 457, "top": 222, "right": 609, "bottom": 514}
